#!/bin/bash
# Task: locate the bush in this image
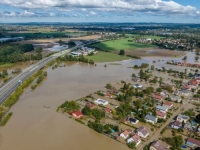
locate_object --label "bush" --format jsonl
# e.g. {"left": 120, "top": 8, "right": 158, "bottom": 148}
{"left": 0, "top": 112, "right": 13, "bottom": 126}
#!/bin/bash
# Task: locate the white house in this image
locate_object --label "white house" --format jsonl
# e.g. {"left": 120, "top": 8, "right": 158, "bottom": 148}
{"left": 133, "top": 84, "right": 143, "bottom": 88}
{"left": 176, "top": 114, "right": 190, "bottom": 123}
{"left": 170, "top": 95, "right": 182, "bottom": 102}
{"left": 94, "top": 99, "right": 108, "bottom": 106}
{"left": 120, "top": 129, "right": 132, "bottom": 139}
{"left": 179, "top": 90, "right": 190, "bottom": 96}
{"left": 127, "top": 134, "right": 141, "bottom": 146}
{"left": 145, "top": 114, "right": 157, "bottom": 124}
{"left": 136, "top": 126, "right": 149, "bottom": 138}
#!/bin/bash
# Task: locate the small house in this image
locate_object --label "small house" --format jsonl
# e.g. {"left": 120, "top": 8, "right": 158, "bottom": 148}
{"left": 150, "top": 140, "right": 168, "bottom": 150}
{"left": 186, "top": 137, "right": 200, "bottom": 148}
{"left": 86, "top": 102, "right": 97, "bottom": 109}
{"left": 145, "top": 114, "right": 157, "bottom": 124}
{"left": 170, "top": 95, "right": 182, "bottom": 102}
{"left": 171, "top": 121, "right": 182, "bottom": 129}
{"left": 104, "top": 108, "right": 111, "bottom": 113}
{"left": 127, "top": 134, "right": 141, "bottom": 146}
{"left": 177, "top": 114, "right": 190, "bottom": 123}
{"left": 71, "top": 110, "right": 84, "bottom": 119}
{"left": 163, "top": 101, "right": 173, "bottom": 109}
{"left": 153, "top": 94, "right": 163, "bottom": 101}
{"left": 120, "top": 129, "right": 132, "bottom": 139}
{"left": 136, "top": 126, "right": 149, "bottom": 138}
{"left": 128, "top": 117, "right": 139, "bottom": 124}
{"left": 156, "top": 110, "right": 167, "bottom": 119}
{"left": 156, "top": 105, "right": 168, "bottom": 113}
{"left": 179, "top": 89, "right": 190, "bottom": 96}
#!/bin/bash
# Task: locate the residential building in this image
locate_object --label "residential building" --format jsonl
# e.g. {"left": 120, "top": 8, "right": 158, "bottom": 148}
{"left": 177, "top": 114, "right": 190, "bottom": 123}
{"left": 136, "top": 126, "right": 149, "bottom": 138}
{"left": 133, "top": 84, "right": 143, "bottom": 88}
{"left": 104, "top": 93, "right": 113, "bottom": 98}
{"left": 179, "top": 89, "right": 190, "bottom": 96}
{"left": 191, "top": 98, "right": 200, "bottom": 103}
{"left": 86, "top": 102, "right": 97, "bottom": 109}
{"left": 156, "top": 111, "right": 167, "bottom": 119}
{"left": 145, "top": 114, "right": 157, "bottom": 124}
{"left": 160, "top": 90, "right": 169, "bottom": 97}
{"left": 163, "top": 101, "right": 173, "bottom": 109}
{"left": 104, "top": 108, "right": 111, "bottom": 113}
{"left": 189, "top": 79, "right": 199, "bottom": 88}
{"left": 120, "top": 129, "right": 132, "bottom": 139}
{"left": 170, "top": 95, "right": 182, "bottom": 102}
{"left": 128, "top": 117, "right": 139, "bottom": 124}
{"left": 127, "top": 134, "right": 141, "bottom": 146}
{"left": 171, "top": 121, "right": 182, "bottom": 129}
{"left": 150, "top": 140, "right": 168, "bottom": 150}
{"left": 182, "top": 85, "right": 191, "bottom": 90}
{"left": 153, "top": 94, "right": 163, "bottom": 101}
{"left": 184, "top": 122, "right": 193, "bottom": 130}
{"left": 94, "top": 99, "right": 108, "bottom": 106}
{"left": 156, "top": 105, "right": 168, "bottom": 113}
{"left": 186, "top": 137, "right": 200, "bottom": 148}
{"left": 71, "top": 110, "right": 84, "bottom": 119}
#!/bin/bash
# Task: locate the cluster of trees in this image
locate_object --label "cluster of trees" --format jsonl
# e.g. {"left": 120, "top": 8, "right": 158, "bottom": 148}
{"left": 194, "top": 90, "right": 200, "bottom": 98}
{"left": 31, "top": 71, "right": 47, "bottom": 90}
{"left": 103, "top": 124, "right": 119, "bottom": 134}
{"left": 59, "top": 101, "right": 80, "bottom": 113}
{"left": 82, "top": 106, "right": 105, "bottom": 120}
{"left": 59, "top": 55, "right": 94, "bottom": 64}
{"left": 0, "top": 44, "right": 39, "bottom": 63}
{"left": 139, "top": 69, "right": 151, "bottom": 80}
{"left": 127, "top": 142, "right": 136, "bottom": 149}
{"left": 118, "top": 49, "right": 125, "bottom": 55}
{"left": 0, "top": 70, "right": 8, "bottom": 78}
{"left": 115, "top": 102, "right": 133, "bottom": 119}
{"left": 163, "top": 136, "right": 183, "bottom": 150}
{"left": 133, "top": 63, "right": 149, "bottom": 69}
{"left": 88, "top": 120, "right": 104, "bottom": 133}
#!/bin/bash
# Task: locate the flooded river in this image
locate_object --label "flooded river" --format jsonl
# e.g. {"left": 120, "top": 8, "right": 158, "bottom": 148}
{"left": 0, "top": 52, "right": 196, "bottom": 150}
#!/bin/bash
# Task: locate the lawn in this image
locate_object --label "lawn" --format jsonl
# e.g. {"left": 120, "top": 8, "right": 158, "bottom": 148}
{"left": 86, "top": 52, "right": 130, "bottom": 62}
{"left": 89, "top": 38, "right": 154, "bottom": 51}
{"left": 0, "top": 63, "right": 14, "bottom": 68}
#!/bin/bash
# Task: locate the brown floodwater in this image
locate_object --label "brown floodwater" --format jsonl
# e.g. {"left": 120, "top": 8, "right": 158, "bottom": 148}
{"left": 0, "top": 52, "right": 194, "bottom": 150}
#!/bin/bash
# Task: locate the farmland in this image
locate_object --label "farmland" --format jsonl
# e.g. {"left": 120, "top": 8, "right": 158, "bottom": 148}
{"left": 89, "top": 38, "right": 154, "bottom": 51}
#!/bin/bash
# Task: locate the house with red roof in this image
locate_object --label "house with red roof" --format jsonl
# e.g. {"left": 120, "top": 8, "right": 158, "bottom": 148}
{"left": 156, "top": 110, "right": 167, "bottom": 119}
{"left": 163, "top": 101, "right": 173, "bottom": 109}
{"left": 186, "top": 137, "right": 200, "bottom": 148}
{"left": 189, "top": 79, "right": 199, "bottom": 88}
{"left": 86, "top": 102, "right": 97, "bottom": 109}
{"left": 120, "top": 129, "right": 132, "bottom": 139}
{"left": 153, "top": 93, "right": 163, "bottom": 101}
{"left": 127, "top": 134, "right": 141, "bottom": 146}
{"left": 171, "top": 121, "right": 182, "bottom": 129}
{"left": 104, "top": 93, "right": 113, "bottom": 98}
{"left": 70, "top": 110, "right": 84, "bottom": 119}
{"left": 182, "top": 85, "right": 191, "bottom": 90}
{"left": 104, "top": 108, "right": 111, "bottom": 113}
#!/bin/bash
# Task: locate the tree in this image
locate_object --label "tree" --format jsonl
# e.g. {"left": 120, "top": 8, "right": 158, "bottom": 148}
{"left": 132, "top": 73, "right": 136, "bottom": 77}
{"left": 151, "top": 65, "right": 154, "bottom": 70}
{"left": 119, "top": 49, "right": 125, "bottom": 55}
{"left": 35, "top": 47, "right": 43, "bottom": 53}
{"left": 156, "top": 88, "right": 162, "bottom": 92}
{"left": 182, "top": 56, "right": 187, "bottom": 60}
{"left": 127, "top": 142, "right": 136, "bottom": 149}
{"left": 105, "top": 83, "right": 112, "bottom": 89}
{"left": 82, "top": 106, "right": 91, "bottom": 115}
{"left": 195, "top": 56, "right": 199, "bottom": 61}
{"left": 68, "top": 41, "right": 76, "bottom": 47}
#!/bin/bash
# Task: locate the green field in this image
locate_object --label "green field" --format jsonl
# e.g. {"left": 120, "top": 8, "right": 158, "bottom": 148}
{"left": 90, "top": 38, "right": 154, "bottom": 51}
{"left": 0, "top": 63, "right": 14, "bottom": 68}
{"left": 86, "top": 52, "right": 130, "bottom": 62}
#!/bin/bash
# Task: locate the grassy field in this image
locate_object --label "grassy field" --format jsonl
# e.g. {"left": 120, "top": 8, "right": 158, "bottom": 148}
{"left": 0, "top": 63, "right": 14, "bottom": 68}
{"left": 90, "top": 38, "right": 154, "bottom": 51}
{"left": 86, "top": 52, "right": 130, "bottom": 62}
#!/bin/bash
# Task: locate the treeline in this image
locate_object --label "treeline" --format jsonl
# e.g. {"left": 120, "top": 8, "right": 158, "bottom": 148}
{"left": 0, "top": 44, "right": 43, "bottom": 63}
{"left": 31, "top": 71, "right": 47, "bottom": 90}
{"left": 58, "top": 55, "right": 95, "bottom": 64}
{"left": 0, "top": 112, "right": 12, "bottom": 126}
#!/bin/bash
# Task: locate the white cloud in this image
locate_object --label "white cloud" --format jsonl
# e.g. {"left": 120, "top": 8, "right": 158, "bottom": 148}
{"left": 0, "top": 0, "right": 200, "bottom": 18}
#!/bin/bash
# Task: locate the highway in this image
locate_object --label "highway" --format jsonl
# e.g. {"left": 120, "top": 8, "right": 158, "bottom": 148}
{"left": 0, "top": 47, "right": 75, "bottom": 105}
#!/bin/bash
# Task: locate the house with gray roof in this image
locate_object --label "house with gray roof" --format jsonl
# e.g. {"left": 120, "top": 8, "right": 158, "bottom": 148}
{"left": 177, "top": 114, "right": 190, "bottom": 123}
{"left": 156, "top": 105, "right": 168, "bottom": 113}
{"left": 145, "top": 114, "right": 157, "bottom": 124}
{"left": 170, "top": 95, "right": 182, "bottom": 102}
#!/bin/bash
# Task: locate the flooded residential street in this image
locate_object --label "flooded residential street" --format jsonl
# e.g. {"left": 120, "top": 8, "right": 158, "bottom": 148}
{"left": 0, "top": 52, "right": 196, "bottom": 150}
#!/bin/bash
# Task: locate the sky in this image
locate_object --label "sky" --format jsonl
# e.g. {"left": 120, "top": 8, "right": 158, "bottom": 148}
{"left": 0, "top": 0, "right": 200, "bottom": 23}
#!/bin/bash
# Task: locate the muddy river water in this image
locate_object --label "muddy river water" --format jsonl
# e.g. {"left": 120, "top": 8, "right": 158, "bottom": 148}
{"left": 0, "top": 52, "right": 197, "bottom": 150}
